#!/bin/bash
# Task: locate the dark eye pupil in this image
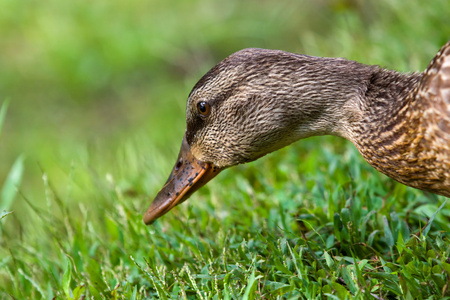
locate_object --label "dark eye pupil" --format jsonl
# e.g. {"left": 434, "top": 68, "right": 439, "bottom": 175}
{"left": 197, "top": 101, "right": 211, "bottom": 116}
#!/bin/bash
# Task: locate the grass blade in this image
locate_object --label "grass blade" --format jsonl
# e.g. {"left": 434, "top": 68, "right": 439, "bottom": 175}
{"left": 1, "top": 155, "right": 25, "bottom": 212}
{"left": 422, "top": 200, "right": 448, "bottom": 237}
{"left": 0, "top": 99, "right": 9, "bottom": 139}
{"left": 0, "top": 211, "right": 13, "bottom": 221}
{"left": 18, "top": 268, "right": 45, "bottom": 298}
{"left": 242, "top": 268, "right": 263, "bottom": 300}
{"left": 62, "top": 258, "right": 72, "bottom": 299}
{"left": 383, "top": 216, "right": 395, "bottom": 248}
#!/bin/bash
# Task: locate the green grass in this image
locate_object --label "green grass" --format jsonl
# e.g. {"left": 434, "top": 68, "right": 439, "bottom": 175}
{"left": 1, "top": 0, "right": 449, "bottom": 299}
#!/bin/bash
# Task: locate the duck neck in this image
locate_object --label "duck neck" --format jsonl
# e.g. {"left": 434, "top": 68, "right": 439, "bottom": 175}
{"left": 286, "top": 57, "right": 422, "bottom": 143}
{"left": 339, "top": 66, "right": 423, "bottom": 182}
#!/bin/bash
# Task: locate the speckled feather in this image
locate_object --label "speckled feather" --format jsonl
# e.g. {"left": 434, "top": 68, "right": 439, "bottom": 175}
{"left": 185, "top": 43, "right": 450, "bottom": 197}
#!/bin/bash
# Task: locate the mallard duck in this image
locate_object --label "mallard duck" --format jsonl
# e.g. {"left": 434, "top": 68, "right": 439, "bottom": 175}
{"left": 144, "top": 42, "right": 450, "bottom": 224}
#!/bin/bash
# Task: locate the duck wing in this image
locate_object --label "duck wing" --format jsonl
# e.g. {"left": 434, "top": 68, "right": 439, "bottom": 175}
{"left": 417, "top": 41, "right": 450, "bottom": 132}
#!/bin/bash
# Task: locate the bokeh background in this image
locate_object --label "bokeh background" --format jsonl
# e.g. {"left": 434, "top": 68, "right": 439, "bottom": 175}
{"left": 0, "top": 0, "right": 449, "bottom": 297}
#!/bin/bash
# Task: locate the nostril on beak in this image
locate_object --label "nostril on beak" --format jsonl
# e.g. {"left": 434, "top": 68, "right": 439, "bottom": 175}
{"left": 175, "top": 158, "right": 183, "bottom": 171}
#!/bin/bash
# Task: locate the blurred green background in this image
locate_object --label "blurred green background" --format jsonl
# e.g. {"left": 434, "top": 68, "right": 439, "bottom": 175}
{"left": 1, "top": 0, "right": 448, "bottom": 230}
{"left": 1, "top": 0, "right": 449, "bottom": 297}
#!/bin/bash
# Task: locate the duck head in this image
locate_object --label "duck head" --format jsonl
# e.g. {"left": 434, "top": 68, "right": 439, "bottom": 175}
{"left": 143, "top": 48, "right": 367, "bottom": 224}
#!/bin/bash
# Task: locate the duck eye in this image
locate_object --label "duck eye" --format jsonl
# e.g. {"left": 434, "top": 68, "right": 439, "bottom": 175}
{"left": 197, "top": 101, "right": 210, "bottom": 116}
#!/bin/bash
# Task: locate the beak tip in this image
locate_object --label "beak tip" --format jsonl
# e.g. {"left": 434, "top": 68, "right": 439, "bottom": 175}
{"left": 142, "top": 134, "right": 223, "bottom": 226}
{"left": 143, "top": 211, "right": 157, "bottom": 225}
{"left": 143, "top": 219, "right": 155, "bottom": 225}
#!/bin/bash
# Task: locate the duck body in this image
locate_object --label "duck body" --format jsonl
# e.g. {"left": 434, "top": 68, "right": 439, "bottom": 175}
{"left": 352, "top": 45, "right": 450, "bottom": 196}
{"left": 144, "top": 42, "right": 450, "bottom": 224}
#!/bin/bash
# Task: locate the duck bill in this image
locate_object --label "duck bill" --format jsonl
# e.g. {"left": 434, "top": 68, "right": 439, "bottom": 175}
{"left": 143, "top": 135, "right": 223, "bottom": 225}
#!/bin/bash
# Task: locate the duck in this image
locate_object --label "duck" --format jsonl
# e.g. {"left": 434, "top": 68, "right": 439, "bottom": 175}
{"left": 143, "top": 42, "right": 450, "bottom": 224}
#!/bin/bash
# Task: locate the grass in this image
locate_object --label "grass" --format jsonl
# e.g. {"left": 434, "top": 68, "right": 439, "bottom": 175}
{"left": 1, "top": 0, "right": 449, "bottom": 299}
{"left": 3, "top": 137, "right": 449, "bottom": 299}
